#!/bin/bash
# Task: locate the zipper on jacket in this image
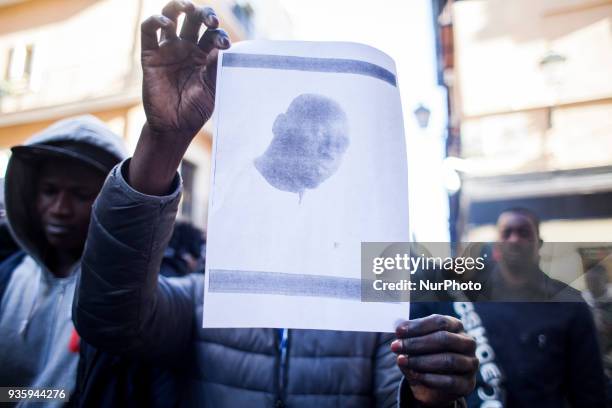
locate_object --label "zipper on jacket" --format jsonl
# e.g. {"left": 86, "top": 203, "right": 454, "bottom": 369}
{"left": 43, "top": 281, "right": 67, "bottom": 365}
{"left": 275, "top": 328, "right": 289, "bottom": 407}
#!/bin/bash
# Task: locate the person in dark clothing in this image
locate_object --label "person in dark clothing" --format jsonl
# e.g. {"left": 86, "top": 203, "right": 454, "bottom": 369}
{"left": 72, "top": 1, "right": 479, "bottom": 407}
{"left": 0, "top": 223, "right": 19, "bottom": 263}
{"left": 583, "top": 263, "right": 612, "bottom": 407}
{"left": 161, "top": 220, "right": 206, "bottom": 277}
{"left": 411, "top": 208, "right": 607, "bottom": 407}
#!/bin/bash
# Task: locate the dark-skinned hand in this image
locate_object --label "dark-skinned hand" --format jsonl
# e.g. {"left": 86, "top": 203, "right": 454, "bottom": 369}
{"left": 141, "top": 0, "right": 229, "bottom": 139}
{"left": 131, "top": 0, "right": 231, "bottom": 195}
{"left": 392, "top": 314, "right": 478, "bottom": 407}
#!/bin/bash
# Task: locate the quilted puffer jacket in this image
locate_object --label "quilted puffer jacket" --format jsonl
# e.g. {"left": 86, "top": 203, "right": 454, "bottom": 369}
{"left": 73, "top": 160, "right": 464, "bottom": 407}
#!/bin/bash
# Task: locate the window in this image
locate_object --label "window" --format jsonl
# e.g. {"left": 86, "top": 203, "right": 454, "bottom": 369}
{"left": 4, "top": 44, "right": 35, "bottom": 89}
{"left": 0, "top": 149, "right": 10, "bottom": 178}
{"left": 0, "top": 149, "right": 10, "bottom": 218}
{"left": 180, "top": 160, "right": 197, "bottom": 220}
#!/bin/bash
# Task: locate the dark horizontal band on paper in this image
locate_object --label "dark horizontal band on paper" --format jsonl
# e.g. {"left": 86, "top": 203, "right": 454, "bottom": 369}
{"left": 208, "top": 269, "right": 362, "bottom": 300}
{"left": 222, "top": 53, "right": 397, "bottom": 87}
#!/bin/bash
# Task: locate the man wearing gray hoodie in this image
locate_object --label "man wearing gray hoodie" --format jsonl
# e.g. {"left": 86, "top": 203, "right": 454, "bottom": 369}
{"left": 0, "top": 115, "right": 127, "bottom": 406}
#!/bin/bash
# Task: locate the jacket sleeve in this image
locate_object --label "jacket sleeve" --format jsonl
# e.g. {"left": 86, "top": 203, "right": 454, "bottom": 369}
{"left": 73, "top": 159, "right": 195, "bottom": 366}
{"left": 566, "top": 302, "right": 607, "bottom": 406}
{"left": 373, "top": 333, "right": 403, "bottom": 408}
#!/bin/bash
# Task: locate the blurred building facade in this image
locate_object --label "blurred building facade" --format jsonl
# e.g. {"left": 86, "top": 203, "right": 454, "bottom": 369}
{"left": 0, "top": 0, "right": 287, "bottom": 228}
{"left": 433, "top": 0, "right": 612, "bottom": 243}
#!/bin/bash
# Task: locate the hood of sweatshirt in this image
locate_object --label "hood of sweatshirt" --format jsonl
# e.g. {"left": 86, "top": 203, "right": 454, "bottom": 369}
{"left": 4, "top": 115, "right": 127, "bottom": 276}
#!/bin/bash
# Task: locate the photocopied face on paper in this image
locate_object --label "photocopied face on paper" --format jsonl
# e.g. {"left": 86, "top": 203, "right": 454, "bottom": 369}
{"left": 254, "top": 93, "right": 350, "bottom": 201}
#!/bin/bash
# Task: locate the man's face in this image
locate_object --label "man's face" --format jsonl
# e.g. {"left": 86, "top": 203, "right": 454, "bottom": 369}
{"left": 279, "top": 114, "right": 349, "bottom": 189}
{"left": 496, "top": 212, "right": 541, "bottom": 271}
{"left": 35, "top": 160, "right": 105, "bottom": 253}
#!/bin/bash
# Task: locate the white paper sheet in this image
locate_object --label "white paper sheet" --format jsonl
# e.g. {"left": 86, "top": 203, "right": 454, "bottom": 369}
{"left": 203, "top": 40, "right": 410, "bottom": 332}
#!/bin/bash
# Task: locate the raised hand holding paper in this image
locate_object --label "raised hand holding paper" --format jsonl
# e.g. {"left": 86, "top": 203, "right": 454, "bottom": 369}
{"left": 204, "top": 40, "right": 410, "bottom": 332}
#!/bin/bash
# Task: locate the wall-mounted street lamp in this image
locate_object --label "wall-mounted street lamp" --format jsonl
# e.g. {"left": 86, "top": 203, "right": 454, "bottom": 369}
{"left": 539, "top": 51, "right": 567, "bottom": 86}
{"left": 539, "top": 50, "right": 567, "bottom": 130}
{"left": 413, "top": 104, "right": 431, "bottom": 129}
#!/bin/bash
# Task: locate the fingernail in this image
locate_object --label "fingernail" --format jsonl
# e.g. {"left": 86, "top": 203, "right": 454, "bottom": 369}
{"left": 390, "top": 340, "right": 402, "bottom": 353}
{"left": 160, "top": 16, "right": 170, "bottom": 24}
{"left": 397, "top": 354, "right": 408, "bottom": 366}
{"left": 207, "top": 13, "right": 218, "bottom": 25}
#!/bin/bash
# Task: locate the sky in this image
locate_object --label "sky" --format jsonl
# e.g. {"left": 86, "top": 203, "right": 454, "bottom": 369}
{"left": 272, "top": 0, "right": 451, "bottom": 241}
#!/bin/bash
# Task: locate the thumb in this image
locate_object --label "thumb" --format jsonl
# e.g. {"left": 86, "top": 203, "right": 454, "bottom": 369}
{"left": 203, "top": 48, "right": 220, "bottom": 88}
